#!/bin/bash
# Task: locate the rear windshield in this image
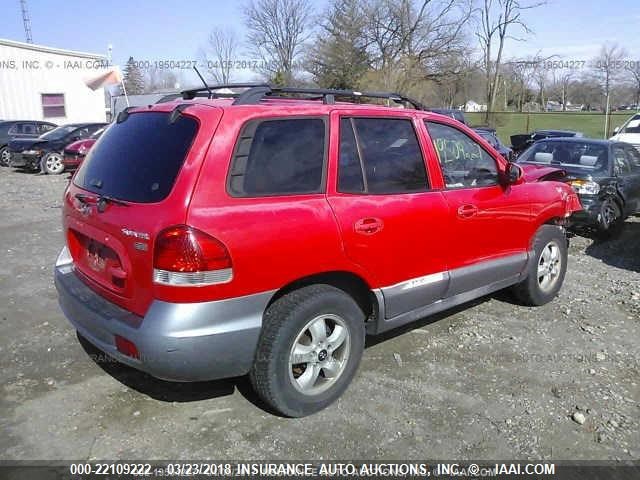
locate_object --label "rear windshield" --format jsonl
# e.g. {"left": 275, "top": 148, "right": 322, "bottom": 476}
{"left": 74, "top": 112, "right": 198, "bottom": 203}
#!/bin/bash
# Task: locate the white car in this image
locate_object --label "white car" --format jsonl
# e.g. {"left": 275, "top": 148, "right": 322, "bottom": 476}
{"left": 610, "top": 113, "right": 640, "bottom": 152}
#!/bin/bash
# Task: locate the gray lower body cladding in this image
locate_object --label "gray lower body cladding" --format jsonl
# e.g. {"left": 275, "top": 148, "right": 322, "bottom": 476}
{"left": 54, "top": 248, "right": 273, "bottom": 382}
{"left": 55, "top": 246, "right": 532, "bottom": 381}
{"left": 370, "top": 252, "right": 530, "bottom": 334}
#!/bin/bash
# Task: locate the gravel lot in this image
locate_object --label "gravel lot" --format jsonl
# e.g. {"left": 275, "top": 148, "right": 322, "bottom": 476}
{"left": 1, "top": 168, "right": 638, "bottom": 461}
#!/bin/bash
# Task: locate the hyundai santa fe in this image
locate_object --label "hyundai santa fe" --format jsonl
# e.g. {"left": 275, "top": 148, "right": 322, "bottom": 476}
{"left": 54, "top": 85, "right": 582, "bottom": 417}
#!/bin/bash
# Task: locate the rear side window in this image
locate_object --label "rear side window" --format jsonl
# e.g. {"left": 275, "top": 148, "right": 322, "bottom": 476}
{"left": 338, "top": 117, "right": 428, "bottom": 194}
{"left": 228, "top": 118, "right": 326, "bottom": 197}
{"left": 74, "top": 112, "right": 198, "bottom": 203}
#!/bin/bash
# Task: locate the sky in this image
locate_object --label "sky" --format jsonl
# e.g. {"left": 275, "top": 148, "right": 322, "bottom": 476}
{"left": 2, "top": 0, "right": 639, "bottom": 87}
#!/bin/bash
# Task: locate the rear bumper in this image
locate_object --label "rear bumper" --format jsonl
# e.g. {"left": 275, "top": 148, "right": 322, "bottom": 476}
{"left": 54, "top": 247, "right": 272, "bottom": 382}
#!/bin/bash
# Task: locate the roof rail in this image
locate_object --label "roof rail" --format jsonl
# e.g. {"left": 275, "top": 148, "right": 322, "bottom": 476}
{"left": 180, "top": 83, "right": 426, "bottom": 110}
{"left": 240, "top": 86, "right": 426, "bottom": 110}
{"left": 181, "top": 83, "right": 271, "bottom": 100}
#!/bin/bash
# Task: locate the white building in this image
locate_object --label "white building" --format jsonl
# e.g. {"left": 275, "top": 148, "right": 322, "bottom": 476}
{"left": 0, "top": 38, "right": 108, "bottom": 123}
{"left": 459, "top": 100, "right": 487, "bottom": 112}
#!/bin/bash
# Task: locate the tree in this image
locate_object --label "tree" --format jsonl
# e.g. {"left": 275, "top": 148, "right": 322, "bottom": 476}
{"left": 591, "top": 43, "right": 627, "bottom": 135}
{"left": 361, "top": 0, "right": 472, "bottom": 92}
{"left": 122, "top": 56, "right": 145, "bottom": 95}
{"left": 306, "top": 0, "right": 370, "bottom": 89}
{"left": 475, "top": 0, "right": 543, "bottom": 121}
{"left": 626, "top": 62, "right": 640, "bottom": 107}
{"left": 204, "top": 27, "right": 239, "bottom": 84}
{"left": 244, "top": 0, "right": 314, "bottom": 83}
{"left": 144, "top": 68, "right": 179, "bottom": 93}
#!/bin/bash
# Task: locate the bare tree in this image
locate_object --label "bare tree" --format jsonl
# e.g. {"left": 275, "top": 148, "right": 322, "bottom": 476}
{"left": 591, "top": 43, "right": 627, "bottom": 135}
{"left": 360, "top": 0, "right": 473, "bottom": 92}
{"left": 204, "top": 27, "right": 239, "bottom": 84}
{"left": 475, "top": 0, "right": 543, "bottom": 120}
{"left": 626, "top": 62, "right": 640, "bottom": 107}
{"left": 243, "top": 0, "right": 315, "bottom": 83}
{"left": 144, "top": 68, "right": 181, "bottom": 93}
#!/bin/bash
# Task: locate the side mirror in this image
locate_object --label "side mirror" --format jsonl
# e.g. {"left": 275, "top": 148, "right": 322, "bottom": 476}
{"left": 505, "top": 162, "right": 524, "bottom": 185}
{"left": 613, "top": 126, "right": 620, "bottom": 135}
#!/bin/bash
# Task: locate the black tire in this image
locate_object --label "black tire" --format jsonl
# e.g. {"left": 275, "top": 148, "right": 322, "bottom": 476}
{"left": 596, "top": 198, "right": 624, "bottom": 240}
{"left": 250, "top": 284, "right": 365, "bottom": 417}
{"left": 512, "top": 225, "right": 568, "bottom": 306}
{"left": 0, "top": 146, "right": 10, "bottom": 167}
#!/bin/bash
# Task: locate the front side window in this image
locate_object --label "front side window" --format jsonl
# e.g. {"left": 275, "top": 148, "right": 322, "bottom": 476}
{"left": 41, "top": 94, "right": 66, "bottom": 118}
{"left": 338, "top": 117, "right": 428, "bottom": 194}
{"left": 228, "top": 118, "right": 326, "bottom": 197}
{"left": 425, "top": 121, "right": 499, "bottom": 189}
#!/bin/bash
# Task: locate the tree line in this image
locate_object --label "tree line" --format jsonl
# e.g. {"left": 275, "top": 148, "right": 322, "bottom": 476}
{"left": 122, "top": 0, "right": 640, "bottom": 118}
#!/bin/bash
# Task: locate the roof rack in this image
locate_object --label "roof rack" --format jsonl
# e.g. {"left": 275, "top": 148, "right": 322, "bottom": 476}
{"left": 181, "top": 83, "right": 270, "bottom": 100}
{"left": 180, "top": 83, "right": 425, "bottom": 110}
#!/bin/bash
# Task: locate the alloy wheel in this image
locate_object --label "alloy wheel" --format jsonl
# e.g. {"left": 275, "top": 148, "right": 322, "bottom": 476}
{"left": 45, "top": 153, "right": 64, "bottom": 174}
{"left": 288, "top": 314, "right": 351, "bottom": 396}
{"left": 537, "top": 241, "right": 562, "bottom": 292}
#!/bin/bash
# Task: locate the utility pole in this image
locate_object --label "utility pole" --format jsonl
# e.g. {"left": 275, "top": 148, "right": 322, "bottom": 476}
{"left": 20, "top": 0, "right": 33, "bottom": 43}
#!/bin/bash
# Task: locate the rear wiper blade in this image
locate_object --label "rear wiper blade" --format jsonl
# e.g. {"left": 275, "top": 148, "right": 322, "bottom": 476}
{"left": 98, "top": 195, "right": 130, "bottom": 207}
{"left": 74, "top": 193, "right": 96, "bottom": 204}
{"left": 74, "top": 193, "right": 129, "bottom": 208}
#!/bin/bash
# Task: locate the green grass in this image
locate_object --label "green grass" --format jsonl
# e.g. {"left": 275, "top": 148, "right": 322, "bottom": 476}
{"left": 465, "top": 111, "right": 635, "bottom": 145}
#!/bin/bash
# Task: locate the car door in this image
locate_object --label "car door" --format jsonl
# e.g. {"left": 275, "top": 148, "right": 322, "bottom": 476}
{"left": 423, "top": 120, "right": 532, "bottom": 297}
{"left": 327, "top": 113, "right": 451, "bottom": 319}
{"left": 614, "top": 145, "right": 640, "bottom": 214}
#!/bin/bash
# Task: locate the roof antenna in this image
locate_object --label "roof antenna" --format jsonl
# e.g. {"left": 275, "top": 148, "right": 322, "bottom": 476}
{"left": 193, "top": 66, "right": 212, "bottom": 99}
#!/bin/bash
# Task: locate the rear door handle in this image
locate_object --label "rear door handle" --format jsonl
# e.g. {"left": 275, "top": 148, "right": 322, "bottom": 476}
{"left": 354, "top": 217, "right": 384, "bottom": 235}
{"left": 457, "top": 204, "right": 478, "bottom": 218}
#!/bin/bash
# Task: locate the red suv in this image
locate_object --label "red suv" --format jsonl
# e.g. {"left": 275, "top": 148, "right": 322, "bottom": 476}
{"left": 54, "top": 85, "right": 581, "bottom": 417}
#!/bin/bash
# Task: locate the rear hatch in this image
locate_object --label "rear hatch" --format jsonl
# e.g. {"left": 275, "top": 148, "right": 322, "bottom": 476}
{"left": 63, "top": 104, "right": 222, "bottom": 316}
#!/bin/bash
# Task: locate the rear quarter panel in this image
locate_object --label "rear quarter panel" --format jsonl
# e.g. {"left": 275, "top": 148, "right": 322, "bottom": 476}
{"left": 184, "top": 107, "right": 370, "bottom": 303}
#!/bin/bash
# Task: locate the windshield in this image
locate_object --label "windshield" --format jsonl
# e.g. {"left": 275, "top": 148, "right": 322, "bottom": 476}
{"left": 478, "top": 131, "right": 498, "bottom": 147}
{"left": 40, "top": 125, "right": 76, "bottom": 140}
{"left": 90, "top": 127, "right": 106, "bottom": 139}
{"left": 620, "top": 115, "right": 640, "bottom": 134}
{"left": 518, "top": 141, "right": 609, "bottom": 173}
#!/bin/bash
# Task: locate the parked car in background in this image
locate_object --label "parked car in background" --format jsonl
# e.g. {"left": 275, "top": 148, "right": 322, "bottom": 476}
{"left": 511, "top": 129, "right": 584, "bottom": 157}
{"left": 8, "top": 123, "right": 106, "bottom": 174}
{"left": 473, "top": 127, "right": 513, "bottom": 160}
{"left": 54, "top": 85, "right": 580, "bottom": 417}
{"left": 610, "top": 113, "right": 640, "bottom": 153}
{"left": 0, "top": 120, "right": 57, "bottom": 166}
{"left": 517, "top": 138, "right": 640, "bottom": 238}
{"left": 62, "top": 126, "right": 107, "bottom": 173}
{"left": 428, "top": 108, "right": 467, "bottom": 125}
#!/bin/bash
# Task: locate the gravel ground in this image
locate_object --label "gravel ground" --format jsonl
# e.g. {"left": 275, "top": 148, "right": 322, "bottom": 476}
{"left": 0, "top": 168, "right": 638, "bottom": 461}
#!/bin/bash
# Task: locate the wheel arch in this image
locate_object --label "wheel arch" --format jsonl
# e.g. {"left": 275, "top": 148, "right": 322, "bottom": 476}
{"left": 266, "top": 271, "right": 378, "bottom": 322}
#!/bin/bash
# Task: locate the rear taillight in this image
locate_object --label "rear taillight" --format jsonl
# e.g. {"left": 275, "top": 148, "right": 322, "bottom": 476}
{"left": 153, "top": 225, "right": 232, "bottom": 286}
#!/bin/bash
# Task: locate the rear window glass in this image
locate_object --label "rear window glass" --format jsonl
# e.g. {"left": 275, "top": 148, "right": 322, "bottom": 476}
{"left": 228, "top": 118, "right": 326, "bottom": 197}
{"left": 74, "top": 112, "right": 198, "bottom": 203}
